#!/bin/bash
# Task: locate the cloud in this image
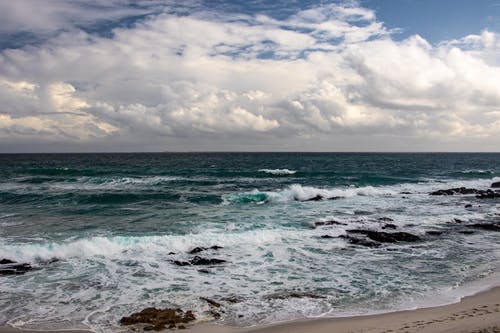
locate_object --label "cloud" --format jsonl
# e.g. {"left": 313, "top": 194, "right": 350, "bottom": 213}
{"left": 0, "top": 1, "right": 499, "bottom": 151}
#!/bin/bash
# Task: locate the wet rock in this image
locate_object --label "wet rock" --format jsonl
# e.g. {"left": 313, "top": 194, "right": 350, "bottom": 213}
{"left": 120, "top": 307, "right": 196, "bottom": 331}
{"left": 0, "top": 258, "right": 16, "bottom": 265}
{"left": 191, "top": 256, "right": 226, "bottom": 265}
{"left": 172, "top": 260, "right": 190, "bottom": 267}
{"left": 188, "top": 245, "right": 223, "bottom": 254}
{"left": 491, "top": 181, "right": 500, "bottom": 188}
{"left": 314, "top": 220, "right": 347, "bottom": 227}
{"left": 0, "top": 262, "right": 32, "bottom": 276}
{"left": 378, "top": 217, "right": 394, "bottom": 222}
{"left": 200, "top": 297, "right": 221, "bottom": 308}
{"left": 265, "top": 292, "right": 326, "bottom": 300}
{"left": 381, "top": 224, "right": 397, "bottom": 230}
{"left": 221, "top": 296, "right": 243, "bottom": 304}
{"left": 303, "top": 195, "right": 324, "bottom": 201}
{"left": 400, "top": 192, "right": 412, "bottom": 195}
{"left": 459, "top": 230, "right": 475, "bottom": 235}
{"left": 426, "top": 231, "right": 443, "bottom": 236}
{"left": 208, "top": 310, "right": 221, "bottom": 319}
{"left": 476, "top": 190, "right": 500, "bottom": 199}
{"left": 453, "top": 218, "right": 463, "bottom": 223}
{"left": 172, "top": 256, "right": 226, "bottom": 266}
{"left": 198, "top": 269, "right": 211, "bottom": 274}
{"left": 465, "top": 204, "right": 473, "bottom": 208}
{"left": 347, "top": 230, "right": 420, "bottom": 243}
{"left": 430, "top": 187, "right": 482, "bottom": 195}
{"left": 338, "top": 235, "right": 381, "bottom": 248}
{"left": 467, "top": 223, "right": 500, "bottom": 232}
{"left": 320, "top": 235, "right": 335, "bottom": 239}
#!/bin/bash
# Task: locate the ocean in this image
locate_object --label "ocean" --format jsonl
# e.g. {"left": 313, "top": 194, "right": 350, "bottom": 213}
{"left": 0, "top": 153, "right": 499, "bottom": 332}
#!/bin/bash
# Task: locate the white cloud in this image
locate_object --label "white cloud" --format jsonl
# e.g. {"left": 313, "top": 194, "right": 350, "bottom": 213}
{"left": 0, "top": 1, "right": 499, "bottom": 151}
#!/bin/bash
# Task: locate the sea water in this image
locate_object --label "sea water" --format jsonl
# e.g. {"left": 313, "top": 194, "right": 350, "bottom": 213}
{"left": 0, "top": 153, "right": 499, "bottom": 332}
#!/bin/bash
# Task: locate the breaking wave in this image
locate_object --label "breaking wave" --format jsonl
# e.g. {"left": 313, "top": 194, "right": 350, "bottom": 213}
{"left": 258, "top": 169, "right": 297, "bottom": 175}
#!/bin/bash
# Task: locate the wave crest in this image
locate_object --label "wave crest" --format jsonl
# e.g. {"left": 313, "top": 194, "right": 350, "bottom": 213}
{"left": 224, "top": 184, "right": 396, "bottom": 204}
{"left": 259, "top": 169, "right": 297, "bottom": 175}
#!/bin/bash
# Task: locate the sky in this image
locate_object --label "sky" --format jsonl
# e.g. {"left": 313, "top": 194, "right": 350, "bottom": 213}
{"left": 0, "top": 0, "right": 500, "bottom": 152}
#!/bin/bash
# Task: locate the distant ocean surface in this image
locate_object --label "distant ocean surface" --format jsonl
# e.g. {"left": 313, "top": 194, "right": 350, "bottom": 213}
{"left": 1, "top": 153, "right": 500, "bottom": 332}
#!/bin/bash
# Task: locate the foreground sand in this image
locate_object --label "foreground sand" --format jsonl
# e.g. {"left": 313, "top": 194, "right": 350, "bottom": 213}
{"left": 2, "top": 287, "right": 500, "bottom": 333}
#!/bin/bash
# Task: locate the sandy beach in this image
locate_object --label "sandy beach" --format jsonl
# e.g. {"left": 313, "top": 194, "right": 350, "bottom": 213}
{"left": 2, "top": 287, "right": 499, "bottom": 333}
{"left": 189, "top": 286, "right": 500, "bottom": 333}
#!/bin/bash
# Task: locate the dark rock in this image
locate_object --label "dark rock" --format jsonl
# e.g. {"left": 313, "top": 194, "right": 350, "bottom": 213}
{"left": 320, "top": 235, "right": 335, "bottom": 239}
{"left": 167, "top": 252, "right": 176, "bottom": 255}
{"left": 378, "top": 217, "right": 394, "bottom": 222}
{"left": 0, "top": 258, "right": 16, "bottom": 265}
{"left": 198, "top": 269, "right": 211, "bottom": 274}
{"left": 189, "top": 247, "right": 206, "bottom": 254}
{"left": 338, "top": 235, "right": 381, "bottom": 248}
{"left": 172, "top": 260, "right": 191, "bottom": 267}
{"left": 347, "top": 230, "right": 421, "bottom": 243}
{"left": 467, "top": 223, "right": 500, "bottom": 232}
{"left": 465, "top": 204, "right": 473, "bottom": 208}
{"left": 426, "top": 231, "right": 443, "bottom": 236}
{"left": 191, "top": 256, "right": 226, "bottom": 265}
{"left": 400, "top": 192, "right": 412, "bottom": 195}
{"left": 303, "top": 195, "right": 323, "bottom": 201}
{"left": 314, "top": 220, "right": 347, "bottom": 227}
{"left": 265, "top": 292, "right": 326, "bottom": 300}
{"left": 459, "top": 230, "right": 474, "bottom": 235}
{"left": 200, "top": 297, "right": 221, "bottom": 308}
{"left": 221, "top": 296, "right": 243, "bottom": 304}
{"left": 172, "top": 256, "right": 226, "bottom": 266}
{"left": 188, "top": 245, "right": 223, "bottom": 254}
{"left": 327, "top": 196, "right": 342, "bottom": 200}
{"left": 0, "top": 263, "right": 32, "bottom": 276}
{"left": 178, "top": 325, "right": 186, "bottom": 329}
{"left": 382, "top": 224, "right": 397, "bottom": 230}
{"left": 430, "top": 187, "right": 482, "bottom": 196}
{"left": 453, "top": 218, "right": 463, "bottom": 223}
{"left": 209, "top": 310, "right": 221, "bottom": 319}
{"left": 491, "top": 181, "right": 500, "bottom": 188}
{"left": 120, "top": 307, "right": 196, "bottom": 331}
{"left": 476, "top": 190, "right": 500, "bottom": 199}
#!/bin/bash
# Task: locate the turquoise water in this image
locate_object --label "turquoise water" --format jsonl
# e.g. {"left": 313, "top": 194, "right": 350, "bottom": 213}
{"left": 0, "top": 153, "right": 499, "bottom": 332}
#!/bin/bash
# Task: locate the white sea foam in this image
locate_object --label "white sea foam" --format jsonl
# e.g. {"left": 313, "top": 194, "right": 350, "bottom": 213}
{"left": 225, "top": 184, "right": 398, "bottom": 203}
{"left": 224, "top": 176, "right": 500, "bottom": 204}
{"left": 0, "top": 229, "right": 291, "bottom": 262}
{"left": 259, "top": 169, "right": 297, "bottom": 175}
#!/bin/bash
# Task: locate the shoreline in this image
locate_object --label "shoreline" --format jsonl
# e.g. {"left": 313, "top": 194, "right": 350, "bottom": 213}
{"left": 2, "top": 287, "right": 500, "bottom": 333}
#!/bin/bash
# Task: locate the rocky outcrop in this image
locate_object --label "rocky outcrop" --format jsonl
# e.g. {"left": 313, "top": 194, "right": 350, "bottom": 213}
{"left": 491, "top": 181, "right": 500, "bottom": 188}
{"left": 338, "top": 235, "right": 381, "bottom": 248}
{"left": 188, "top": 245, "right": 223, "bottom": 254}
{"left": 382, "top": 223, "right": 397, "bottom": 230}
{"left": 467, "top": 223, "right": 500, "bottom": 232}
{"left": 0, "top": 259, "right": 33, "bottom": 276}
{"left": 172, "top": 256, "right": 226, "bottom": 266}
{"left": 476, "top": 190, "right": 500, "bottom": 199}
{"left": 265, "top": 291, "right": 325, "bottom": 300}
{"left": 200, "top": 297, "right": 221, "bottom": 308}
{"left": 314, "top": 220, "right": 347, "bottom": 227}
{"left": 429, "top": 187, "right": 500, "bottom": 199}
{"left": 347, "top": 230, "right": 421, "bottom": 243}
{"left": 120, "top": 307, "right": 195, "bottom": 331}
{"left": 430, "top": 187, "right": 482, "bottom": 195}
{"left": 0, "top": 258, "right": 16, "bottom": 265}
